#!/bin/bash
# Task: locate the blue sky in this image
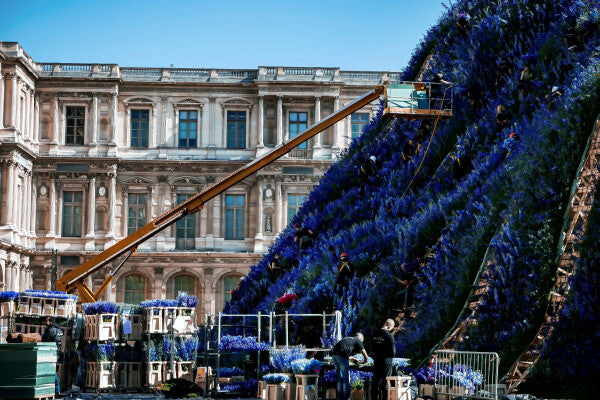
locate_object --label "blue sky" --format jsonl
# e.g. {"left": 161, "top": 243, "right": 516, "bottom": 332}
{"left": 0, "top": 0, "right": 447, "bottom": 71}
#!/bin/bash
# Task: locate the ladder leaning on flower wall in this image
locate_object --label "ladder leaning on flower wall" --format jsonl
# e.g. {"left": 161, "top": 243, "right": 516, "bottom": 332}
{"left": 503, "top": 115, "right": 600, "bottom": 391}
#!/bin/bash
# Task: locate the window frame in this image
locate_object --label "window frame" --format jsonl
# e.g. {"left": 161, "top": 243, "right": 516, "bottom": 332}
{"left": 64, "top": 105, "right": 86, "bottom": 145}
{"left": 123, "top": 274, "right": 146, "bottom": 304}
{"left": 178, "top": 109, "right": 199, "bottom": 148}
{"left": 224, "top": 193, "right": 245, "bottom": 240}
{"left": 226, "top": 110, "right": 247, "bottom": 149}
{"left": 130, "top": 108, "right": 151, "bottom": 148}
{"left": 61, "top": 191, "right": 83, "bottom": 237}
{"left": 127, "top": 192, "right": 148, "bottom": 235}
{"left": 167, "top": 273, "right": 196, "bottom": 299}
{"left": 175, "top": 193, "right": 196, "bottom": 249}
{"left": 350, "top": 112, "right": 370, "bottom": 139}
{"left": 287, "top": 193, "right": 308, "bottom": 223}
{"left": 223, "top": 275, "right": 242, "bottom": 305}
{"left": 287, "top": 110, "right": 310, "bottom": 149}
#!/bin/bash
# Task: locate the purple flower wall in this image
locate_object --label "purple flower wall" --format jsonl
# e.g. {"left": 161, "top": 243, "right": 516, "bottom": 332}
{"left": 226, "top": 1, "right": 600, "bottom": 395}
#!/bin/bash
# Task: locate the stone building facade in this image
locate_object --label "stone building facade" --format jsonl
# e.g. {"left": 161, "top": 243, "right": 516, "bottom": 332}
{"left": 0, "top": 41, "right": 397, "bottom": 318}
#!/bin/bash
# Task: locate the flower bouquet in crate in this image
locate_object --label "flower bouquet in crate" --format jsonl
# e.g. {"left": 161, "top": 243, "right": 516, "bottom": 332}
{"left": 263, "top": 373, "right": 292, "bottom": 384}
{"left": 270, "top": 345, "right": 307, "bottom": 373}
{"left": 221, "top": 378, "right": 259, "bottom": 394}
{"left": 0, "top": 291, "right": 19, "bottom": 317}
{"left": 291, "top": 358, "right": 322, "bottom": 375}
{"left": 349, "top": 370, "right": 372, "bottom": 400}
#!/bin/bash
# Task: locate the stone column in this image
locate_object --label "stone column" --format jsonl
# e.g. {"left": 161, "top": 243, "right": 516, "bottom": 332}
{"left": 110, "top": 93, "right": 118, "bottom": 145}
{"left": 160, "top": 96, "right": 168, "bottom": 146}
{"left": 5, "top": 263, "right": 12, "bottom": 291}
{"left": 28, "top": 89, "right": 34, "bottom": 140}
{"left": 313, "top": 96, "right": 322, "bottom": 148}
{"left": 91, "top": 93, "right": 98, "bottom": 144}
{"left": 10, "top": 74, "right": 18, "bottom": 128}
{"left": 108, "top": 174, "right": 116, "bottom": 237}
{"left": 332, "top": 96, "right": 341, "bottom": 149}
{"left": 0, "top": 72, "right": 4, "bottom": 128}
{"left": 276, "top": 95, "right": 283, "bottom": 145}
{"left": 24, "top": 172, "right": 32, "bottom": 234}
{"left": 212, "top": 196, "right": 221, "bottom": 238}
{"left": 48, "top": 178, "right": 56, "bottom": 235}
{"left": 275, "top": 181, "right": 282, "bottom": 233}
{"left": 256, "top": 181, "right": 264, "bottom": 238}
{"left": 30, "top": 182, "right": 37, "bottom": 234}
{"left": 34, "top": 93, "right": 40, "bottom": 143}
{"left": 52, "top": 95, "right": 60, "bottom": 143}
{"left": 257, "top": 96, "right": 264, "bottom": 147}
{"left": 208, "top": 98, "right": 216, "bottom": 147}
{"left": 87, "top": 177, "right": 96, "bottom": 236}
{"left": 5, "top": 163, "right": 14, "bottom": 226}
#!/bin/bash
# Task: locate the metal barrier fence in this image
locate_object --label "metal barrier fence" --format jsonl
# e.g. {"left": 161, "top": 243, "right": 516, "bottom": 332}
{"left": 434, "top": 350, "right": 500, "bottom": 400}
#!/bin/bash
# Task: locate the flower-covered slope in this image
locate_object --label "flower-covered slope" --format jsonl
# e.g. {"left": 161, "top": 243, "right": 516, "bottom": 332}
{"left": 227, "top": 0, "right": 600, "bottom": 387}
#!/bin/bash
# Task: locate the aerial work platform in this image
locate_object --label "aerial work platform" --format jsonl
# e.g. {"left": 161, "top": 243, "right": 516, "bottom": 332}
{"left": 383, "top": 81, "right": 453, "bottom": 119}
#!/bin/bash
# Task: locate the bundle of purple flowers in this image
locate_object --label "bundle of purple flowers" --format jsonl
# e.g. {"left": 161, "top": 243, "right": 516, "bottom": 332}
{"left": 0, "top": 291, "right": 19, "bottom": 302}
{"left": 219, "top": 335, "right": 269, "bottom": 351}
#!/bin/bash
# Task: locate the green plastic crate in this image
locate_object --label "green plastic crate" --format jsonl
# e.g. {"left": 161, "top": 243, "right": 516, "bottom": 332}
{"left": 0, "top": 383, "right": 55, "bottom": 398}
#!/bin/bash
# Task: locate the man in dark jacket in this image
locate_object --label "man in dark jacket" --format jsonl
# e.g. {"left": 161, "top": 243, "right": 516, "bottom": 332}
{"left": 43, "top": 316, "right": 64, "bottom": 394}
{"left": 371, "top": 319, "right": 396, "bottom": 400}
{"left": 332, "top": 333, "right": 369, "bottom": 400}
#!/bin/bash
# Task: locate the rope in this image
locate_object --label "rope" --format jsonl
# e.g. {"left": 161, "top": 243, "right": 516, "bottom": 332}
{"left": 399, "top": 87, "right": 450, "bottom": 201}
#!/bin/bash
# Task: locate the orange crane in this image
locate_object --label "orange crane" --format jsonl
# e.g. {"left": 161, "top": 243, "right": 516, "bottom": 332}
{"left": 56, "top": 81, "right": 453, "bottom": 302}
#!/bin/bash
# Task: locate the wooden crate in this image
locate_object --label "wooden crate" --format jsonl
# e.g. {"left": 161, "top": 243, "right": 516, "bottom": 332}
{"left": 295, "top": 375, "right": 318, "bottom": 400}
{"left": 16, "top": 295, "right": 30, "bottom": 315}
{"left": 176, "top": 361, "right": 193, "bottom": 381}
{"left": 266, "top": 383, "right": 284, "bottom": 400}
{"left": 145, "top": 307, "right": 164, "bottom": 333}
{"left": 386, "top": 376, "right": 411, "bottom": 400}
{"left": 29, "top": 297, "right": 43, "bottom": 316}
{"left": 118, "top": 361, "right": 142, "bottom": 389}
{"left": 85, "top": 361, "right": 116, "bottom": 390}
{"left": 42, "top": 298, "right": 56, "bottom": 316}
{"left": 84, "top": 314, "right": 117, "bottom": 340}
{"left": 146, "top": 361, "right": 165, "bottom": 387}
{"left": 0, "top": 301, "right": 15, "bottom": 317}
{"left": 55, "top": 299, "right": 76, "bottom": 318}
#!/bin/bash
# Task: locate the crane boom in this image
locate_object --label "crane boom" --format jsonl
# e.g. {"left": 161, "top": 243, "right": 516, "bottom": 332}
{"left": 55, "top": 85, "right": 385, "bottom": 302}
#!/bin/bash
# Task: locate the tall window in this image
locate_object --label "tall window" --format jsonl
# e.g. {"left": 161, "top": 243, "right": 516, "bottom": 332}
{"left": 223, "top": 276, "right": 241, "bottom": 304}
{"left": 179, "top": 110, "right": 198, "bottom": 148}
{"left": 227, "top": 111, "right": 246, "bottom": 149}
{"left": 124, "top": 275, "right": 146, "bottom": 304}
{"left": 127, "top": 193, "right": 147, "bottom": 235}
{"left": 225, "top": 194, "right": 244, "bottom": 240}
{"left": 62, "top": 192, "right": 82, "bottom": 237}
{"left": 131, "top": 109, "right": 149, "bottom": 148}
{"left": 176, "top": 194, "right": 195, "bottom": 249}
{"left": 289, "top": 112, "right": 308, "bottom": 149}
{"left": 66, "top": 106, "right": 85, "bottom": 145}
{"left": 168, "top": 274, "right": 196, "bottom": 298}
{"left": 351, "top": 113, "right": 369, "bottom": 139}
{"left": 287, "top": 194, "right": 307, "bottom": 221}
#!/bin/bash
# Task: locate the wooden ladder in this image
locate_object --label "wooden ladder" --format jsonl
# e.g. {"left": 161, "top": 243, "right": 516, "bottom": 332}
{"left": 503, "top": 116, "right": 600, "bottom": 391}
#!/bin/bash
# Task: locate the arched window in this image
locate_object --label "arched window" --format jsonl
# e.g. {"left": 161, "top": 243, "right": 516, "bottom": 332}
{"left": 167, "top": 274, "right": 196, "bottom": 299}
{"left": 223, "top": 275, "right": 241, "bottom": 305}
{"left": 123, "top": 274, "right": 146, "bottom": 304}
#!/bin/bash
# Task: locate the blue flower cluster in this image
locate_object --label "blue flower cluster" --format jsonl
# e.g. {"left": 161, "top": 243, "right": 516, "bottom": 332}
{"left": 437, "top": 364, "right": 484, "bottom": 392}
{"left": 349, "top": 370, "right": 373, "bottom": 390}
{"left": 177, "top": 294, "right": 199, "bottom": 308}
{"left": 0, "top": 291, "right": 19, "bottom": 302}
{"left": 142, "top": 337, "right": 173, "bottom": 362}
{"left": 218, "top": 367, "right": 245, "bottom": 377}
{"left": 291, "top": 358, "right": 322, "bottom": 375}
{"left": 219, "top": 335, "right": 269, "bottom": 351}
{"left": 23, "top": 290, "right": 77, "bottom": 300}
{"left": 85, "top": 343, "right": 116, "bottom": 362}
{"left": 174, "top": 336, "right": 198, "bottom": 361}
{"left": 270, "top": 346, "right": 307, "bottom": 372}
{"left": 263, "top": 373, "right": 291, "bottom": 384}
{"left": 220, "top": 378, "right": 258, "bottom": 393}
{"left": 82, "top": 301, "right": 118, "bottom": 315}
{"left": 140, "top": 299, "right": 179, "bottom": 308}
